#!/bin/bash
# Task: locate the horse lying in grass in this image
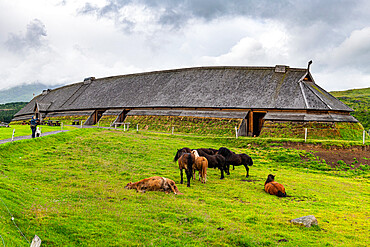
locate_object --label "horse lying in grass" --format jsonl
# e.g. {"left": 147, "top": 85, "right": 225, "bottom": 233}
{"left": 125, "top": 176, "right": 183, "bottom": 195}
{"left": 264, "top": 174, "right": 287, "bottom": 197}
{"left": 191, "top": 150, "right": 208, "bottom": 183}
{"left": 217, "top": 147, "right": 253, "bottom": 177}
{"left": 196, "top": 149, "right": 226, "bottom": 179}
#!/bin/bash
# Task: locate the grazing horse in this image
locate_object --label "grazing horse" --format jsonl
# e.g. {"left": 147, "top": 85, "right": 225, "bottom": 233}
{"left": 217, "top": 147, "right": 253, "bottom": 178}
{"left": 191, "top": 150, "right": 208, "bottom": 183}
{"left": 264, "top": 174, "right": 287, "bottom": 197}
{"left": 197, "top": 148, "right": 218, "bottom": 155}
{"left": 174, "top": 147, "right": 192, "bottom": 162}
{"left": 197, "top": 149, "right": 226, "bottom": 179}
{"left": 125, "top": 176, "right": 183, "bottom": 194}
{"left": 177, "top": 153, "right": 195, "bottom": 187}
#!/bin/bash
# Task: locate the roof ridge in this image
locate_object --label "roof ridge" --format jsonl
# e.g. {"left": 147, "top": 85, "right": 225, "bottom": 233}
{"left": 92, "top": 66, "right": 308, "bottom": 82}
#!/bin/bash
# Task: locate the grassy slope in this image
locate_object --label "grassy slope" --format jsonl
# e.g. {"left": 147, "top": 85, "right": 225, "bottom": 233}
{"left": 0, "top": 129, "right": 369, "bottom": 246}
{"left": 331, "top": 87, "right": 370, "bottom": 130}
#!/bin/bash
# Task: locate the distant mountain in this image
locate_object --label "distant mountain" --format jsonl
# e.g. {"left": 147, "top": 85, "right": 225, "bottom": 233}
{"left": 0, "top": 83, "right": 64, "bottom": 104}
{"left": 331, "top": 87, "right": 370, "bottom": 130}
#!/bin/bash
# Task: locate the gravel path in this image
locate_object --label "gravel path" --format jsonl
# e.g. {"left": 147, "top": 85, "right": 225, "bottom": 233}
{"left": 0, "top": 130, "right": 69, "bottom": 145}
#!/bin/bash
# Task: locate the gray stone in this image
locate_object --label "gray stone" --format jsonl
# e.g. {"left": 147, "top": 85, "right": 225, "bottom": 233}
{"left": 30, "top": 235, "right": 42, "bottom": 247}
{"left": 290, "top": 215, "right": 318, "bottom": 227}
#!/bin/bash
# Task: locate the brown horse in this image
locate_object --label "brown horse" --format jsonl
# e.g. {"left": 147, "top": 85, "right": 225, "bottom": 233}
{"left": 264, "top": 174, "right": 287, "bottom": 197}
{"left": 125, "top": 176, "right": 183, "bottom": 194}
{"left": 177, "top": 152, "right": 195, "bottom": 187}
{"left": 191, "top": 150, "right": 208, "bottom": 183}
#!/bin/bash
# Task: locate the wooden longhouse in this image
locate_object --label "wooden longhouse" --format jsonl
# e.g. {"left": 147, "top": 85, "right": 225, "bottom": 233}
{"left": 13, "top": 64, "right": 358, "bottom": 136}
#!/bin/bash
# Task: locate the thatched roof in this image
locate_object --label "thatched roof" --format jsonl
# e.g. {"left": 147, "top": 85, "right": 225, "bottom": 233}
{"left": 14, "top": 66, "right": 354, "bottom": 120}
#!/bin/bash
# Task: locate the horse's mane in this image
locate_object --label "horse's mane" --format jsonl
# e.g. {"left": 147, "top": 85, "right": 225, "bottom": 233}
{"left": 265, "top": 174, "right": 275, "bottom": 185}
{"left": 218, "top": 147, "right": 234, "bottom": 157}
{"left": 174, "top": 147, "right": 191, "bottom": 161}
{"left": 191, "top": 149, "right": 200, "bottom": 158}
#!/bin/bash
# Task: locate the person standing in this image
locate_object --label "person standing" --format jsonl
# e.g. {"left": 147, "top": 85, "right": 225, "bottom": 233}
{"left": 30, "top": 116, "right": 38, "bottom": 138}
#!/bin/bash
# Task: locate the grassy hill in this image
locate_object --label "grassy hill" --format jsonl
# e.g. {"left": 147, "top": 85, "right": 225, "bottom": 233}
{"left": 0, "top": 102, "right": 28, "bottom": 123}
{"left": 0, "top": 128, "right": 368, "bottom": 246}
{"left": 331, "top": 87, "right": 370, "bottom": 131}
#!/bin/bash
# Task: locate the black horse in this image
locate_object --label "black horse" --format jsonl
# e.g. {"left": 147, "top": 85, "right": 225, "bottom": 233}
{"left": 217, "top": 147, "right": 253, "bottom": 178}
{"left": 197, "top": 148, "right": 218, "bottom": 155}
{"left": 196, "top": 149, "right": 226, "bottom": 179}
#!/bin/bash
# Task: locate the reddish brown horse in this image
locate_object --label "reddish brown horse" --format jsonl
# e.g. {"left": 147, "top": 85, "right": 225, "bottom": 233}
{"left": 264, "top": 174, "right": 287, "bottom": 197}
{"left": 191, "top": 150, "right": 208, "bottom": 183}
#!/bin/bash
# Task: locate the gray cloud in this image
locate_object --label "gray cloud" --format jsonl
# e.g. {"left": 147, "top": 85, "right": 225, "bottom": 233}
{"left": 78, "top": 1, "right": 136, "bottom": 32}
{"left": 321, "top": 27, "right": 370, "bottom": 73}
{"left": 77, "top": 0, "right": 370, "bottom": 30}
{"left": 5, "top": 19, "right": 47, "bottom": 53}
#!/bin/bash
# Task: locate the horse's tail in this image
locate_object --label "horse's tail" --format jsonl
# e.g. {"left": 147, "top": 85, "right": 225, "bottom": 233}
{"left": 267, "top": 180, "right": 287, "bottom": 197}
{"left": 188, "top": 153, "right": 195, "bottom": 171}
{"left": 277, "top": 191, "right": 287, "bottom": 197}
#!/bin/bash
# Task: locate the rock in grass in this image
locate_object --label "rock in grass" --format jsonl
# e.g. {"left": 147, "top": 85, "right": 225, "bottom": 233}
{"left": 290, "top": 215, "right": 318, "bottom": 227}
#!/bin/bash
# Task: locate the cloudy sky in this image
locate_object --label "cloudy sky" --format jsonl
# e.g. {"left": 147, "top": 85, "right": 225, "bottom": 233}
{"left": 0, "top": 0, "right": 369, "bottom": 92}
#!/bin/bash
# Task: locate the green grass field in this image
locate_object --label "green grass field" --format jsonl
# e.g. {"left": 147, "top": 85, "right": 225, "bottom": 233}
{"left": 0, "top": 125, "right": 75, "bottom": 140}
{"left": 0, "top": 128, "right": 369, "bottom": 246}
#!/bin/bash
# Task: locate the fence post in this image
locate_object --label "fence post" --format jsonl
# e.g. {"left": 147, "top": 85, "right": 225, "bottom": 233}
{"left": 136, "top": 124, "right": 139, "bottom": 133}
{"left": 124, "top": 124, "right": 126, "bottom": 131}
{"left": 11, "top": 129, "right": 15, "bottom": 141}
{"left": 363, "top": 130, "right": 366, "bottom": 145}
{"left": 172, "top": 127, "right": 174, "bottom": 135}
{"left": 61, "top": 123, "right": 63, "bottom": 131}
{"left": 80, "top": 121, "right": 83, "bottom": 129}
{"left": 235, "top": 126, "right": 238, "bottom": 139}
{"left": 304, "top": 128, "right": 307, "bottom": 142}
